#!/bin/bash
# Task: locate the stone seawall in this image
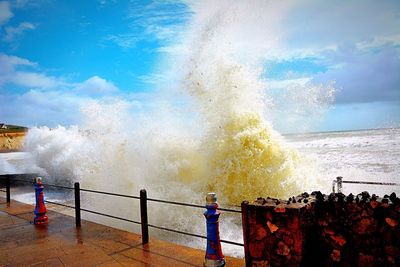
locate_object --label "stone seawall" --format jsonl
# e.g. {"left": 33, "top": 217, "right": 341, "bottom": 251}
{"left": 0, "top": 132, "right": 26, "bottom": 152}
{"left": 241, "top": 192, "right": 400, "bottom": 267}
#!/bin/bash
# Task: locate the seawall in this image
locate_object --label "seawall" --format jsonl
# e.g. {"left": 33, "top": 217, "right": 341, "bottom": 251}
{"left": 241, "top": 192, "right": 400, "bottom": 266}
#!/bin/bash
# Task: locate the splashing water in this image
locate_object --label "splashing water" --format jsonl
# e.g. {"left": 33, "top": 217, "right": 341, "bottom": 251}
{"left": 20, "top": 0, "right": 335, "bottom": 257}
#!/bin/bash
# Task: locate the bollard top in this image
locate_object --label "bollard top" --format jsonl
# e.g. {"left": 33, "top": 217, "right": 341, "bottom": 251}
{"left": 34, "top": 177, "right": 42, "bottom": 184}
{"left": 206, "top": 193, "right": 217, "bottom": 205}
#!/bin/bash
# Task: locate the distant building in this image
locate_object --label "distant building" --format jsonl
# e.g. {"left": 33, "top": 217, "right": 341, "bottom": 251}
{"left": 0, "top": 124, "right": 7, "bottom": 129}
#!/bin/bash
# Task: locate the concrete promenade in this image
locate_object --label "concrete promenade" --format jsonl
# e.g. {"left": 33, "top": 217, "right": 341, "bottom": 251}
{"left": 0, "top": 197, "right": 244, "bottom": 266}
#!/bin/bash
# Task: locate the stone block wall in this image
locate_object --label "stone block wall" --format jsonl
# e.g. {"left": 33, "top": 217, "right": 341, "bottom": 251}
{"left": 241, "top": 192, "right": 400, "bottom": 267}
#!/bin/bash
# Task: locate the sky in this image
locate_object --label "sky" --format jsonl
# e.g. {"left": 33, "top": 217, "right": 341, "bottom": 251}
{"left": 0, "top": 0, "right": 399, "bottom": 133}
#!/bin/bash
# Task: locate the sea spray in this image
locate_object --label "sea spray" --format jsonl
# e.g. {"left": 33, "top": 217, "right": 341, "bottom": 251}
{"left": 21, "top": 0, "right": 335, "bottom": 257}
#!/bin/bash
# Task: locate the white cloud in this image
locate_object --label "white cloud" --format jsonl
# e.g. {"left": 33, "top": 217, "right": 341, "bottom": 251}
{"left": 0, "top": 1, "right": 13, "bottom": 25}
{"left": 280, "top": 0, "right": 400, "bottom": 58}
{"left": 0, "top": 53, "right": 59, "bottom": 88}
{"left": 11, "top": 71, "right": 59, "bottom": 88}
{"left": 312, "top": 45, "right": 400, "bottom": 103}
{"left": 0, "top": 89, "right": 88, "bottom": 126}
{"left": 3, "top": 22, "right": 35, "bottom": 41}
{"left": 0, "top": 54, "right": 122, "bottom": 127}
{"left": 0, "top": 53, "right": 119, "bottom": 97}
{"left": 0, "top": 53, "right": 36, "bottom": 69}
{"left": 75, "top": 76, "right": 118, "bottom": 95}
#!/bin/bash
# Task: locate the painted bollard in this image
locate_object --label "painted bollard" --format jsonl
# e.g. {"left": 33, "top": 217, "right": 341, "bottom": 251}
{"left": 33, "top": 177, "right": 48, "bottom": 225}
{"left": 204, "top": 193, "right": 225, "bottom": 267}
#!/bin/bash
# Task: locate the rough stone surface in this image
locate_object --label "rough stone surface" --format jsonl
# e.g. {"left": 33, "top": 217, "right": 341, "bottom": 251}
{"left": 242, "top": 191, "right": 400, "bottom": 267}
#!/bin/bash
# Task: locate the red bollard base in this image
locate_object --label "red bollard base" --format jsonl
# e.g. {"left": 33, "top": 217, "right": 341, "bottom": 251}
{"left": 34, "top": 215, "right": 48, "bottom": 225}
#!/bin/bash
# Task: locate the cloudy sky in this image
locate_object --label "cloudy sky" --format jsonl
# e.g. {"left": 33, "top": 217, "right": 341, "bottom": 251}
{"left": 0, "top": 0, "right": 399, "bottom": 132}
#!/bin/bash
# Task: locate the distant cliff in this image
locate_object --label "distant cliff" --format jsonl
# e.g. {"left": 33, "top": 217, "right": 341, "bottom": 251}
{"left": 0, "top": 125, "right": 28, "bottom": 152}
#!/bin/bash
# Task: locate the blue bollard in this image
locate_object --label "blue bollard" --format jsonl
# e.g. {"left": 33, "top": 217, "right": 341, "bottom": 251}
{"left": 34, "top": 177, "right": 48, "bottom": 225}
{"left": 204, "top": 193, "right": 225, "bottom": 267}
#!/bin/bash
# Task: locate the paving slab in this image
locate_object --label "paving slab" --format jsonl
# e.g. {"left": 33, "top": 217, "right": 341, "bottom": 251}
{"left": 0, "top": 197, "right": 245, "bottom": 266}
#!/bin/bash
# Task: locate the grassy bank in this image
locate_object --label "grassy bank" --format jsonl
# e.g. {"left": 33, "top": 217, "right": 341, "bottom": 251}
{"left": 0, "top": 125, "right": 28, "bottom": 134}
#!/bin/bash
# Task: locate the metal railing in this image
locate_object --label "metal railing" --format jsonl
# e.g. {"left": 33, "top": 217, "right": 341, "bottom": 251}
{"left": 332, "top": 176, "right": 400, "bottom": 193}
{"left": 0, "top": 174, "right": 243, "bottom": 248}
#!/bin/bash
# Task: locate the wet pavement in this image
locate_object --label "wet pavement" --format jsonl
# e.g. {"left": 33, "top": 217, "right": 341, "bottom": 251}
{"left": 0, "top": 197, "right": 244, "bottom": 266}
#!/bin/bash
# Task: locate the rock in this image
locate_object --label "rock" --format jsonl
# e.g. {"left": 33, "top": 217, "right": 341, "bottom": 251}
{"left": 249, "top": 241, "right": 265, "bottom": 258}
{"left": 370, "top": 200, "right": 378, "bottom": 209}
{"left": 274, "top": 206, "right": 286, "bottom": 213}
{"left": 385, "top": 217, "right": 398, "bottom": 227}
{"left": 276, "top": 241, "right": 290, "bottom": 256}
{"left": 385, "top": 245, "right": 399, "bottom": 256}
{"left": 330, "top": 249, "right": 341, "bottom": 262}
{"left": 330, "top": 234, "right": 346, "bottom": 247}
{"left": 346, "top": 193, "right": 354, "bottom": 203}
{"left": 324, "top": 227, "right": 334, "bottom": 235}
{"left": 265, "top": 212, "right": 273, "bottom": 221}
{"left": 267, "top": 221, "right": 278, "bottom": 234}
{"left": 389, "top": 192, "right": 397, "bottom": 203}
{"left": 358, "top": 253, "right": 374, "bottom": 267}
{"left": 282, "top": 233, "right": 294, "bottom": 246}
{"left": 256, "top": 197, "right": 266, "bottom": 205}
{"left": 255, "top": 226, "right": 268, "bottom": 240}
{"left": 356, "top": 218, "right": 377, "bottom": 235}
{"left": 361, "top": 191, "right": 370, "bottom": 200}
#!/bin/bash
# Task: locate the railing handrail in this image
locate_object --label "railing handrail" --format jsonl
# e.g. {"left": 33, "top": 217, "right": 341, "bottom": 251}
{"left": 332, "top": 176, "right": 400, "bottom": 193}
{"left": 4, "top": 177, "right": 240, "bottom": 212}
{"left": 1, "top": 174, "right": 244, "bottom": 248}
{"left": 80, "top": 187, "right": 140, "bottom": 200}
{"left": 11, "top": 178, "right": 74, "bottom": 190}
{"left": 147, "top": 197, "right": 241, "bottom": 213}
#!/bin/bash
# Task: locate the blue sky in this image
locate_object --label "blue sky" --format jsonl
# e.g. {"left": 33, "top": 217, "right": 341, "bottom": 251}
{"left": 0, "top": 0, "right": 399, "bottom": 133}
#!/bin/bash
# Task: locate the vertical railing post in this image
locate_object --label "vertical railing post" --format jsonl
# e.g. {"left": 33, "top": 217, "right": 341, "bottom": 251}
{"left": 6, "top": 175, "right": 10, "bottom": 203}
{"left": 337, "top": 176, "right": 343, "bottom": 193}
{"left": 332, "top": 179, "right": 337, "bottom": 193}
{"left": 33, "top": 177, "right": 48, "bottom": 225}
{"left": 74, "top": 182, "right": 81, "bottom": 227}
{"left": 140, "top": 189, "right": 149, "bottom": 245}
{"left": 204, "top": 193, "right": 225, "bottom": 267}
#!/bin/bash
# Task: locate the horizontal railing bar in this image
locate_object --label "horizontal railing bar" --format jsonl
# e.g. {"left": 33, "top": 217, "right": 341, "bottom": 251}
{"left": 43, "top": 184, "right": 74, "bottom": 190}
{"left": 81, "top": 208, "right": 141, "bottom": 225}
{"left": 218, "top": 207, "right": 241, "bottom": 213}
{"left": 220, "top": 239, "right": 244, "bottom": 247}
{"left": 147, "top": 197, "right": 204, "bottom": 209}
{"left": 147, "top": 223, "right": 244, "bottom": 247}
{"left": 148, "top": 223, "right": 207, "bottom": 239}
{"left": 45, "top": 200, "right": 75, "bottom": 209}
{"left": 0, "top": 173, "right": 37, "bottom": 177}
{"left": 147, "top": 197, "right": 241, "bottom": 213}
{"left": 80, "top": 188, "right": 140, "bottom": 199}
{"left": 12, "top": 179, "right": 73, "bottom": 190}
{"left": 342, "top": 180, "right": 399, "bottom": 186}
{"left": 12, "top": 178, "right": 34, "bottom": 184}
